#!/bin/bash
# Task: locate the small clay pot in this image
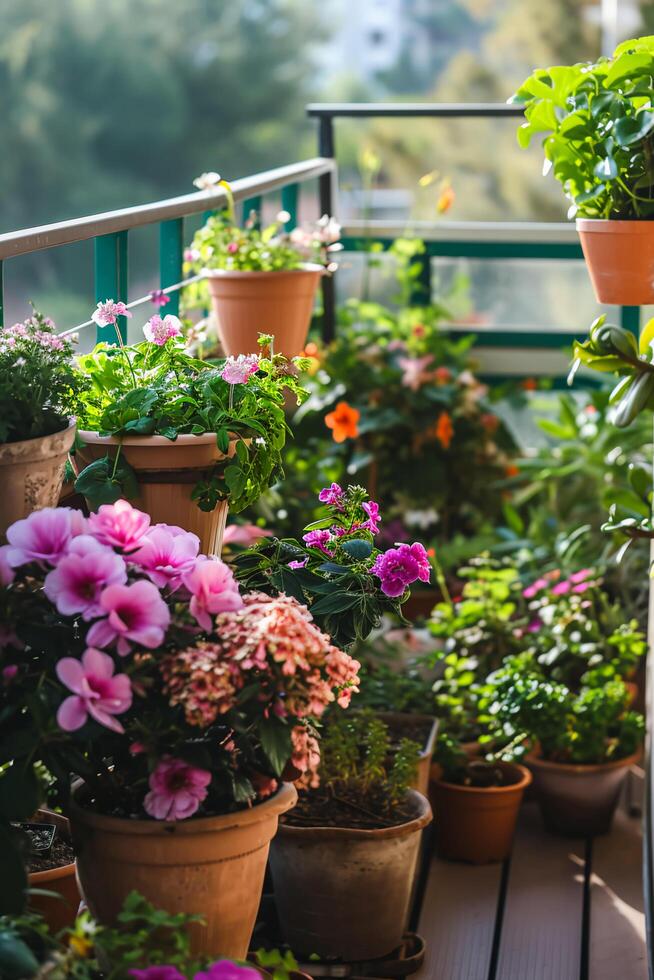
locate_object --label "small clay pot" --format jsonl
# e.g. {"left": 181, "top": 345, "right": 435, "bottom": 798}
{"left": 375, "top": 712, "right": 439, "bottom": 796}
{"left": 28, "top": 809, "right": 80, "bottom": 933}
{"left": 576, "top": 219, "right": 654, "bottom": 305}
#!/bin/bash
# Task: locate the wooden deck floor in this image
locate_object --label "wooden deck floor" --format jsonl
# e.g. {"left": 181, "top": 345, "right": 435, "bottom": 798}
{"left": 415, "top": 783, "right": 647, "bottom": 980}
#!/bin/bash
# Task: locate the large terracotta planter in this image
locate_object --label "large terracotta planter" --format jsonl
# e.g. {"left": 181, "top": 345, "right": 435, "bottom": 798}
{"left": 526, "top": 750, "right": 639, "bottom": 836}
{"left": 376, "top": 712, "right": 438, "bottom": 797}
{"left": 69, "top": 781, "right": 297, "bottom": 959}
{"left": 77, "top": 432, "right": 238, "bottom": 556}
{"left": 0, "top": 421, "right": 76, "bottom": 540}
{"left": 430, "top": 762, "right": 531, "bottom": 863}
{"left": 576, "top": 219, "right": 654, "bottom": 305}
{"left": 269, "top": 789, "right": 432, "bottom": 961}
{"left": 205, "top": 265, "right": 324, "bottom": 359}
{"left": 28, "top": 809, "right": 80, "bottom": 932}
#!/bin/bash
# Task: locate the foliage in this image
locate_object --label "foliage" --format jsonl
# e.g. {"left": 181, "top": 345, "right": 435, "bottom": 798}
{"left": 353, "top": 630, "right": 439, "bottom": 717}
{"left": 512, "top": 36, "right": 654, "bottom": 219}
{"left": 432, "top": 732, "right": 509, "bottom": 788}
{"left": 0, "top": 312, "right": 85, "bottom": 444}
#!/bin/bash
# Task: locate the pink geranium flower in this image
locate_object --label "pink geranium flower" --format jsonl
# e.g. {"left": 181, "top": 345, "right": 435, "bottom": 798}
{"left": 302, "top": 529, "right": 333, "bottom": 555}
{"left": 88, "top": 499, "right": 151, "bottom": 553}
{"left": 44, "top": 536, "right": 127, "bottom": 620}
{"left": 143, "top": 757, "right": 211, "bottom": 820}
{"left": 220, "top": 354, "right": 260, "bottom": 385}
{"left": 143, "top": 314, "right": 183, "bottom": 346}
{"left": 371, "top": 542, "right": 431, "bottom": 598}
{"left": 182, "top": 560, "right": 243, "bottom": 631}
{"left": 6, "top": 508, "right": 86, "bottom": 568}
{"left": 194, "top": 962, "right": 261, "bottom": 980}
{"left": 87, "top": 580, "right": 171, "bottom": 656}
{"left": 362, "top": 500, "right": 381, "bottom": 534}
{"left": 318, "top": 483, "right": 344, "bottom": 508}
{"left": 92, "top": 299, "right": 132, "bottom": 327}
{"left": 56, "top": 648, "right": 132, "bottom": 734}
{"left": 130, "top": 527, "right": 200, "bottom": 589}
{"left": 130, "top": 969, "right": 185, "bottom": 980}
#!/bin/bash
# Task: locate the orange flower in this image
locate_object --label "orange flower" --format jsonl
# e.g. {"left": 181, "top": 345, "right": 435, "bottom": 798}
{"left": 520, "top": 377, "right": 538, "bottom": 391}
{"left": 437, "top": 186, "right": 455, "bottom": 214}
{"left": 434, "top": 366, "right": 452, "bottom": 385}
{"left": 325, "top": 401, "right": 360, "bottom": 443}
{"left": 435, "top": 411, "right": 454, "bottom": 449}
{"left": 505, "top": 464, "right": 520, "bottom": 478}
{"left": 301, "top": 341, "right": 319, "bottom": 358}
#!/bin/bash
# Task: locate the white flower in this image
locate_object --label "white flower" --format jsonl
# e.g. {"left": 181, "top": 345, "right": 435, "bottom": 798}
{"left": 193, "top": 172, "right": 222, "bottom": 191}
{"left": 276, "top": 210, "right": 291, "bottom": 224}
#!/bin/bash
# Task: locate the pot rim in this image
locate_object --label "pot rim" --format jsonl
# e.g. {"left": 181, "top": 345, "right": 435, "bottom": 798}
{"left": 28, "top": 808, "right": 75, "bottom": 882}
{"left": 69, "top": 779, "right": 297, "bottom": 834}
{"left": 78, "top": 430, "right": 239, "bottom": 448}
{"left": 432, "top": 761, "right": 532, "bottom": 795}
{"left": 278, "top": 787, "right": 432, "bottom": 841}
{"left": 576, "top": 218, "right": 654, "bottom": 231}
{"left": 374, "top": 711, "right": 439, "bottom": 760}
{"left": 525, "top": 749, "right": 641, "bottom": 775}
{"left": 0, "top": 418, "right": 76, "bottom": 451}
{"left": 203, "top": 262, "right": 326, "bottom": 279}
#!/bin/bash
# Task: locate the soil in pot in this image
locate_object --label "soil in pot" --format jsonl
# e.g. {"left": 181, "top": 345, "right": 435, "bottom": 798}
{"left": 25, "top": 810, "right": 80, "bottom": 932}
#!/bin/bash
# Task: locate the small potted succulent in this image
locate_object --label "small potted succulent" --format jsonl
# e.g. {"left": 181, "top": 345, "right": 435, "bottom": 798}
{"left": 269, "top": 712, "right": 431, "bottom": 962}
{"left": 0, "top": 311, "right": 83, "bottom": 538}
{"left": 512, "top": 36, "right": 654, "bottom": 304}
{"left": 74, "top": 306, "right": 306, "bottom": 555}
{"left": 479, "top": 652, "right": 644, "bottom": 836}
{"left": 0, "top": 500, "right": 361, "bottom": 955}
{"left": 186, "top": 177, "right": 339, "bottom": 358}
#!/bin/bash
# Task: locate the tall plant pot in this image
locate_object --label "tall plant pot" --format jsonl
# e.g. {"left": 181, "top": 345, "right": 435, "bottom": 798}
{"left": 28, "top": 810, "right": 80, "bottom": 933}
{"left": 205, "top": 265, "right": 324, "bottom": 359}
{"left": 0, "top": 421, "right": 76, "bottom": 540}
{"left": 269, "top": 789, "right": 432, "bottom": 961}
{"left": 78, "top": 432, "right": 237, "bottom": 556}
{"left": 576, "top": 219, "right": 654, "bottom": 305}
{"left": 69, "top": 781, "right": 297, "bottom": 959}
{"left": 526, "top": 750, "right": 639, "bottom": 836}
{"left": 430, "top": 763, "right": 531, "bottom": 864}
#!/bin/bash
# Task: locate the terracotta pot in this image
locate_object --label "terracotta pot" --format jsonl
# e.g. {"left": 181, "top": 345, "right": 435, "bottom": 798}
{"left": 0, "top": 421, "right": 76, "bottom": 540}
{"left": 428, "top": 740, "right": 480, "bottom": 786}
{"left": 526, "top": 750, "right": 640, "bottom": 836}
{"left": 269, "top": 789, "right": 432, "bottom": 961}
{"left": 77, "top": 431, "right": 237, "bottom": 556}
{"left": 576, "top": 219, "right": 654, "bottom": 305}
{"left": 205, "top": 265, "right": 324, "bottom": 359}
{"left": 69, "top": 781, "right": 297, "bottom": 959}
{"left": 430, "top": 762, "right": 531, "bottom": 864}
{"left": 28, "top": 809, "right": 80, "bottom": 932}
{"left": 398, "top": 588, "right": 443, "bottom": 623}
{"left": 376, "top": 712, "right": 439, "bottom": 796}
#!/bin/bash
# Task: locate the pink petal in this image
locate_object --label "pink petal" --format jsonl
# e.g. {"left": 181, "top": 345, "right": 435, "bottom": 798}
{"left": 87, "top": 619, "right": 115, "bottom": 649}
{"left": 56, "top": 658, "right": 85, "bottom": 694}
{"left": 57, "top": 696, "right": 88, "bottom": 731}
{"left": 81, "top": 647, "right": 116, "bottom": 678}
{"left": 88, "top": 702, "right": 125, "bottom": 733}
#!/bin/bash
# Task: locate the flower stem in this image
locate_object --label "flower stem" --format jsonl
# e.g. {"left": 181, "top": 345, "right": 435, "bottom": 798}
{"left": 431, "top": 551, "right": 452, "bottom": 608}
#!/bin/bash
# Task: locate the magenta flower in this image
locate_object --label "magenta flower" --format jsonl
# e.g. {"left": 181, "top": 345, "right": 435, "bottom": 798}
{"left": 56, "top": 648, "right": 132, "bottom": 734}
{"left": 0, "top": 547, "right": 15, "bottom": 586}
{"left": 130, "top": 527, "right": 200, "bottom": 589}
{"left": 143, "top": 313, "right": 183, "bottom": 346}
{"left": 182, "top": 560, "right": 243, "bottom": 631}
{"left": 302, "top": 529, "right": 333, "bottom": 556}
{"left": 522, "top": 578, "right": 548, "bottom": 599}
{"left": 551, "top": 580, "right": 571, "bottom": 596}
{"left": 88, "top": 499, "right": 151, "bottom": 553}
{"left": 130, "top": 968, "right": 185, "bottom": 980}
{"left": 149, "top": 289, "right": 171, "bottom": 309}
{"left": 362, "top": 500, "right": 381, "bottom": 534}
{"left": 288, "top": 558, "right": 308, "bottom": 569}
{"left": 371, "top": 542, "right": 431, "bottom": 598}
{"left": 184, "top": 247, "right": 200, "bottom": 263}
{"left": 222, "top": 524, "right": 273, "bottom": 547}
{"left": 44, "top": 536, "right": 127, "bottom": 620}
{"left": 569, "top": 569, "right": 593, "bottom": 584}
{"left": 92, "top": 299, "right": 132, "bottom": 327}
{"left": 194, "top": 962, "right": 261, "bottom": 980}
{"left": 2, "top": 665, "right": 18, "bottom": 681}
{"left": 221, "top": 354, "right": 260, "bottom": 385}
{"left": 86, "top": 580, "right": 171, "bottom": 656}
{"left": 6, "top": 508, "right": 86, "bottom": 568}
{"left": 318, "top": 483, "right": 344, "bottom": 507}
{"left": 143, "top": 757, "right": 211, "bottom": 821}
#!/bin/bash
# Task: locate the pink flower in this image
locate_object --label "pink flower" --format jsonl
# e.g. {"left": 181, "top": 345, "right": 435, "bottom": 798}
{"left": 522, "top": 578, "right": 548, "bottom": 599}
{"left": 130, "top": 527, "right": 200, "bottom": 589}
{"left": 143, "top": 313, "right": 183, "bottom": 346}
{"left": 2, "top": 665, "right": 18, "bottom": 682}
{"left": 288, "top": 558, "right": 308, "bottom": 569}
{"left": 184, "top": 247, "right": 200, "bottom": 263}
{"left": 149, "top": 289, "right": 171, "bottom": 309}
{"left": 526, "top": 618, "right": 543, "bottom": 633}
{"left": 397, "top": 355, "right": 434, "bottom": 391}
{"left": 222, "top": 524, "right": 272, "bottom": 547}
{"left": 302, "top": 529, "right": 333, "bottom": 555}
{"left": 371, "top": 542, "right": 431, "bottom": 598}
{"left": 362, "top": 500, "right": 381, "bottom": 534}
{"left": 226, "top": 242, "right": 240, "bottom": 254}
{"left": 318, "top": 483, "right": 344, "bottom": 508}
{"left": 92, "top": 300, "right": 132, "bottom": 326}
{"left": 86, "top": 580, "right": 171, "bottom": 656}
{"left": 0, "top": 547, "right": 15, "bottom": 586}
{"left": 573, "top": 582, "right": 591, "bottom": 594}
{"left": 220, "top": 354, "right": 260, "bottom": 385}
{"left": 143, "top": 757, "right": 211, "bottom": 821}
{"left": 6, "top": 508, "right": 86, "bottom": 568}
{"left": 182, "top": 560, "right": 243, "bottom": 631}
{"left": 194, "top": 962, "right": 261, "bottom": 980}
{"left": 44, "top": 536, "right": 127, "bottom": 620}
{"left": 88, "top": 499, "right": 151, "bottom": 553}
{"left": 551, "top": 580, "right": 571, "bottom": 596}
{"left": 570, "top": 569, "right": 593, "bottom": 584}
{"left": 130, "top": 968, "right": 185, "bottom": 980}
{"left": 56, "top": 648, "right": 132, "bottom": 733}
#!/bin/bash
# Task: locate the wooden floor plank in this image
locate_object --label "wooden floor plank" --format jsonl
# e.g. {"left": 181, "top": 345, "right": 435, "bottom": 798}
{"left": 494, "top": 803, "right": 585, "bottom": 980}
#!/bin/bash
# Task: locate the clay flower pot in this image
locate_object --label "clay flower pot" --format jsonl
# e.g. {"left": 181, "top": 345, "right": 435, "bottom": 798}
{"left": 269, "top": 789, "right": 432, "bottom": 961}
{"left": 576, "top": 219, "right": 654, "bottom": 305}
{"left": 0, "top": 421, "right": 76, "bottom": 539}
{"left": 69, "top": 781, "right": 297, "bottom": 959}
{"left": 205, "top": 265, "right": 324, "bottom": 358}
{"left": 77, "top": 432, "right": 239, "bottom": 556}
{"left": 376, "top": 712, "right": 439, "bottom": 796}
{"left": 28, "top": 809, "right": 80, "bottom": 933}
{"left": 526, "top": 750, "right": 640, "bottom": 836}
{"left": 430, "top": 762, "right": 531, "bottom": 864}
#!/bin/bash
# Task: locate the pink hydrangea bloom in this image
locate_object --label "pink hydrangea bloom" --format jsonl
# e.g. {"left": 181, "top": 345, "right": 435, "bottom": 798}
{"left": 371, "top": 542, "right": 431, "bottom": 598}
{"left": 318, "top": 483, "right": 344, "bottom": 507}
{"left": 130, "top": 967, "right": 185, "bottom": 980}
{"left": 86, "top": 580, "right": 171, "bottom": 656}
{"left": 220, "top": 354, "right": 260, "bottom": 385}
{"left": 362, "top": 500, "right": 381, "bottom": 534}
{"left": 302, "top": 529, "right": 333, "bottom": 555}
{"left": 143, "top": 313, "right": 183, "bottom": 346}
{"left": 130, "top": 527, "right": 200, "bottom": 589}
{"left": 0, "top": 546, "right": 15, "bottom": 586}
{"left": 194, "top": 962, "right": 261, "bottom": 980}
{"left": 92, "top": 300, "right": 132, "bottom": 327}
{"left": 56, "top": 648, "right": 132, "bottom": 734}
{"left": 44, "top": 536, "right": 127, "bottom": 620}
{"left": 6, "top": 508, "right": 86, "bottom": 568}
{"left": 143, "top": 757, "right": 211, "bottom": 821}
{"left": 87, "top": 499, "right": 151, "bottom": 553}
{"left": 182, "top": 560, "right": 244, "bottom": 631}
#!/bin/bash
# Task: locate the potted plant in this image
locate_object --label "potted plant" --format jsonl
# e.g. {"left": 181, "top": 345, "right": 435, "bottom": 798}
{"left": 512, "top": 36, "right": 654, "bottom": 304}
{"left": 0, "top": 311, "right": 83, "bottom": 538}
{"left": 21, "top": 810, "right": 80, "bottom": 934}
{"left": 185, "top": 181, "right": 339, "bottom": 358}
{"left": 269, "top": 712, "right": 431, "bottom": 962}
{"left": 73, "top": 305, "right": 306, "bottom": 555}
{"left": 429, "top": 734, "right": 531, "bottom": 863}
{"left": 0, "top": 500, "right": 361, "bottom": 955}
{"left": 479, "top": 652, "right": 644, "bottom": 836}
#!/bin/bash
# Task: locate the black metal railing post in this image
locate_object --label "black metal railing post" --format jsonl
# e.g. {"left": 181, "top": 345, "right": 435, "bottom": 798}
{"left": 318, "top": 113, "right": 336, "bottom": 343}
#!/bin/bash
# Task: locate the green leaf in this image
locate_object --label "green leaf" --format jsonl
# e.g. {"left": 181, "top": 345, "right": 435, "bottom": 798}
{"left": 216, "top": 428, "right": 230, "bottom": 454}
{"left": 310, "top": 591, "right": 359, "bottom": 615}
{"left": 614, "top": 111, "right": 654, "bottom": 147}
{"left": 259, "top": 718, "right": 292, "bottom": 776}
{"left": 594, "top": 156, "right": 618, "bottom": 180}
{"left": 75, "top": 454, "right": 140, "bottom": 509}
{"left": 340, "top": 538, "right": 373, "bottom": 559}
